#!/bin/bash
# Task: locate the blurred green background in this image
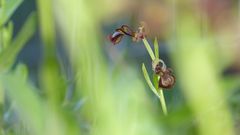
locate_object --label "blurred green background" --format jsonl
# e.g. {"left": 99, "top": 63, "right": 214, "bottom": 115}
{"left": 0, "top": 0, "right": 240, "bottom": 135}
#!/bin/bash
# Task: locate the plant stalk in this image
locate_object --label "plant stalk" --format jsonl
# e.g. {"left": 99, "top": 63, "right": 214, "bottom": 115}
{"left": 142, "top": 38, "right": 168, "bottom": 115}
{"left": 142, "top": 38, "right": 155, "bottom": 60}
{"left": 158, "top": 88, "right": 168, "bottom": 115}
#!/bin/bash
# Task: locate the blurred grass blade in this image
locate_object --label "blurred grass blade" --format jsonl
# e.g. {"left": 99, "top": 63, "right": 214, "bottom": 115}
{"left": 173, "top": 14, "right": 234, "bottom": 134}
{"left": 154, "top": 37, "right": 159, "bottom": 59}
{"left": 36, "top": 0, "right": 55, "bottom": 46}
{"left": 37, "top": 0, "right": 64, "bottom": 106}
{"left": 0, "top": 0, "right": 23, "bottom": 26}
{"left": 1, "top": 65, "right": 45, "bottom": 135}
{"left": 0, "top": 12, "right": 36, "bottom": 72}
{"left": 0, "top": 80, "right": 3, "bottom": 118}
{"left": 3, "top": 22, "right": 14, "bottom": 49}
{"left": 142, "top": 63, "right": 160, "bottom": 99}
{"left": 14, "top": 63, "right": 28, "bottom": 80}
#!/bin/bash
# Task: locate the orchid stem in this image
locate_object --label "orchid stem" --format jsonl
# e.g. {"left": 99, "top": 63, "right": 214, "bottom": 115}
{"left": 159, "top": 86, "right": 168, "bottom": 115}
{"left": 142, "top": 38, "right": 155, "bottom": 60}
{"left": 142, "top": 37, "right": 168, "bottom": 115}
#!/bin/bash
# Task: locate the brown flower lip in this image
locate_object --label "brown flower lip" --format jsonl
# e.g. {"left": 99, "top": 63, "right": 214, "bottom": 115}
{"left": 152, "top": 59, "right": 176, "bottom": 89}
{"left": 158, "top": 68, "right": 176, "bottom": 89}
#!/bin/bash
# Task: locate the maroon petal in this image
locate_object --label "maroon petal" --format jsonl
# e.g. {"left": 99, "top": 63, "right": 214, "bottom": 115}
{"left": 108, "top": 31, "right": 124, "bottom": 45}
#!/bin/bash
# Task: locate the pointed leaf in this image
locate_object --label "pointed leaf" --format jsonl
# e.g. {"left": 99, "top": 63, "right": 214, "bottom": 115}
{"left": 154, "top": 37, "right": 159, "bottom": 59}
{"left": 142, "top": 63, "right": 160, "bottom": 99}
{"left": 0, "top": 12, "right": 36, "bottom": 72}
{"left": 0, "top": 0, "right": 23, "bottom": 26}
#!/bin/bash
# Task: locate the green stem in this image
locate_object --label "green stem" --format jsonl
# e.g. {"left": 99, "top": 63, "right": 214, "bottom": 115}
{"left": 143, "top": 37, "right": 168, "bottom": 115}
{"left": 153, "top": 75, "right": 168, "bottom": 115}
{"left": 142, "top": 38, "right": 155, "bottom": 60}
{"left": 154, "top": 37, "right": 159, "bottom": 59}
{"left": 158, "top": 88, "right": 168, "bottom": 115}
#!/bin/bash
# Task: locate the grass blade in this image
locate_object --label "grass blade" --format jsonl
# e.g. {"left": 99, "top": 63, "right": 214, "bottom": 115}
{"left": 1, "top": 65, "right": 45, "bottom": 135}
{"left": 0, "top": 12, "right": 36, "bottom": 72}
{"left": 0, "top": 0, "right": 23, "bottom": 26}
{"left": 142, "top": 63, "right": 160, "bottom": 99}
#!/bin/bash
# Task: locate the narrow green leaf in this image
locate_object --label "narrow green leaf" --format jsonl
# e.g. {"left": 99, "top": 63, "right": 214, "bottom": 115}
{"left": 0, "top": 0, "right": 23, "bottom": 26}
{"left": 3, "top": 21, "right": 13, "bottom": 49}
{"left": 153, "top": 74, "right": 159, "bottom": 90}
{"left": 36, "top": 0, "right": 56, "bottom": 46}
{"left": 142, "top": 38, "right": 155, "bottom": 60}
{"left": 142, "top": 63, "right": 160, "bottom": 99}
{"left": 15, "top": 63, "right": 28, "bottom": 81}
{"left": 1, "top": 66, "right": 45, "bottom": 135}
{"left": 154, "top": 37, "right": 159, "bottom": 59}
{"left": 0, "top": 12, "right": 36, "bottom": 72}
